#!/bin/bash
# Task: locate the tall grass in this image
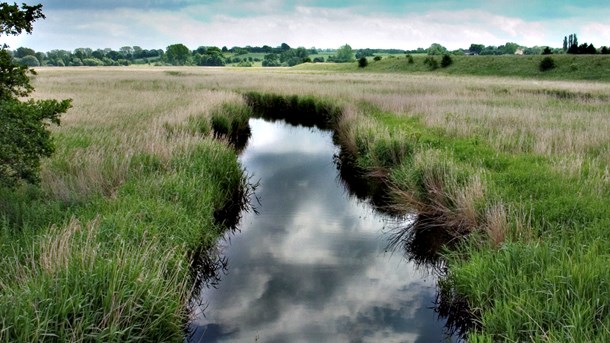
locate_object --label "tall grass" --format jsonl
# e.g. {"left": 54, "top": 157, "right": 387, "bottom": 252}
{"left": 9, "top": 66, "right": 610, "bottom": 342}
{"left": 1, "top": 69, "right": 252, "bottom": 341}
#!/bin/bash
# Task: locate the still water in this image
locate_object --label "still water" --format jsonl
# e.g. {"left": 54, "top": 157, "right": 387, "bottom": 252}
{"left": 188, "top": 119, "right": 448, "bottom": 342}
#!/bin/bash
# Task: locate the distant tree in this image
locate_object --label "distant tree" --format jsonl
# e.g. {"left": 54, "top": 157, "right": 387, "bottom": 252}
{"left": 335, "top": 44, "right": 354, "bottom": 62}
{"left": 280, "top": 43, "right": 291, "bottom": 52}
{"left": 358, "top": 56, "right": 368, "bottom": 68}
{"left": 427, "top": 43, "right": 447, "bottom": 55}
{"left": 563, "top": 36, "right": 568, "bottom": 52}
{"left": 0, "top": 2, "right": 71, "bottom": 187}
{"left": 119, "top": 46, "right": 133, "bottom": 58}
{"left": 502, "top": 42, "right": 520, "bottom": 55}
{"left": 165, "top": 43, "right": 190, "bottom": 65}
{"left": 468, "top": 44, "right": 484, "bottom": 54}
{"left": 19, "top": 54, "right": 39, "bottom": 66}
{"left": 567, "top": 33, "right": 579, "bottom": 54}
{"left": 542, "top": 47, "right": 552, "bottom": 55}
{"left": 91, "top": 49, "right": 104, "bottom": 60}
{"left": 601, "top": 46, "right": 610, "bottom": 55}
{"left": 14, "top": 46, "right": 35, "bottom": 58}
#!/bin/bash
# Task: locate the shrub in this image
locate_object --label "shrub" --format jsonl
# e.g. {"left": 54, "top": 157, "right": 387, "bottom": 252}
{"left": 373, "top": 56, "right": 382, "bottom": 61}
{"left": 441, "top": 54, "right": 453, "bottom": 68}
{"left": 406, "top": 54, "right": 414, "bottom": 64}
{"left": 358, "top": 56, "right": 368, "bottom": 68}
{"left": 423, "top": 56, "right": 439, "bottom": 70}
{"left": 539, "top": 56, "right": 556, "bottom": 72}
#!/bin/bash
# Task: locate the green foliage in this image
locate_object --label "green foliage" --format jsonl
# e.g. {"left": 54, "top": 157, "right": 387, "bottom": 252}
{"left": 373, "top": 56, "right": 382, "bottom": 61}
{"left": 539, "top": 56, "right": 556, "bottom": 72}
{"left": 427, "top": 43, "right": 448, "bottom": 55}
{"left": 0, "top": 3, "right": 71, "bottom": 188}
{"left": 18, "top": 54, "right": 38, "bottom": 66}
{"left": 406, "top": 54, "right": 414, "bottom": 64}
{"left": 334, "top": 44, "right": 354, "bottom": 63}
{"left": 0, "top": 98, "right": 71, "bottom": 187}
{"left": 358, "top": 56, "right": 368, "bottom": 68}
{"left": 164, "top": 43, "right": 190, "bottom": 66}
{"left": 440, "top": 54, "right": 453, "bottom": 68}
{"left": 423, "top": 56, "right": 439, "bottom": 70}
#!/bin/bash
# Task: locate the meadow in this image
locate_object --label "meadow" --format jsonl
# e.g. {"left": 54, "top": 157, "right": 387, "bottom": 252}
{"left": 0, "top": 64, "right": 608, "bottom": 341}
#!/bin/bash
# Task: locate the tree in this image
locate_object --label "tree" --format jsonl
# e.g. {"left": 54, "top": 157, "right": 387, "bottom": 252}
{"left": 19, "top": 54, "right": 39, "bottom": 66}
{"left": 427, "top": 43, "right": 447, "bottom": 55}
{"left": 165, "top": 43, "right": 190, "bottom": 65}
{"left": 468, "top": 44, "right": 484, "bottom": 55}
{"left": 335, "top": 44, "right": 354, "bottom": 62}
{"left": 1, "top": 2, "right": 71, "bottom": 187}
{"left": 542, "top": 47, "right": 552, "bottom": 55}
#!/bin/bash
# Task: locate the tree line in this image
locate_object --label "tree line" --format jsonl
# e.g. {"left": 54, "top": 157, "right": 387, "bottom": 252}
{"left": 9, "top": 36, "right": 610, "bottom": 69}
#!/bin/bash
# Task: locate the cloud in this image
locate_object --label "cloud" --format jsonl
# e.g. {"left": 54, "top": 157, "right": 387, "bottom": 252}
{"left": 7, "top": 2, "right": 610, "bottom": 51}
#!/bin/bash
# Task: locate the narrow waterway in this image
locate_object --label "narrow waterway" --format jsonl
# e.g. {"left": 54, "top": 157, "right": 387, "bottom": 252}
{"left": 188, "top": 119, "right": 449, "bottom": 342}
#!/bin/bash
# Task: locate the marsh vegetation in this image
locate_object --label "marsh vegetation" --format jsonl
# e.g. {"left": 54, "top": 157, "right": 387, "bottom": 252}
{"left": 0, "top": 66, "right": 608, "bottom": 341}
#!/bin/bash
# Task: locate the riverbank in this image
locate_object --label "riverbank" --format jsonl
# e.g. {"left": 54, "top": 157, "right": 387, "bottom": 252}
{"left": 1, "top": 67, "right": 608, "bottom": 341}
{"left": 244, "top": 88, "right": 610, "bottom": 341}
{"left": 0, "top": 70, "right": 251, "bottom": 341}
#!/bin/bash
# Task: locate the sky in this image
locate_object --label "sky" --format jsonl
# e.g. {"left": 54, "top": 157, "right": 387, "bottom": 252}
{"left": 4, "top": 0, "right": 610, "bottom": 52}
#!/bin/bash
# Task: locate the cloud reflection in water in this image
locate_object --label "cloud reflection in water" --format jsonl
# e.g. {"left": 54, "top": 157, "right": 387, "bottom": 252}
{"left": 189, "top": 119, "right": 447, "bottom": 342}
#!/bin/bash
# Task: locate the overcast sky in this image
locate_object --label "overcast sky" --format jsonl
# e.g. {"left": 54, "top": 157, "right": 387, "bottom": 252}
{"left": 4, "top": 0, "right": 610, "bottom": 52}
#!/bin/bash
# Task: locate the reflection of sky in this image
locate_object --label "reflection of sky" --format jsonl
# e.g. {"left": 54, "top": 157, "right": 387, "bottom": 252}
{"left": 189, "top": 119, "right": 447, "bottom": 342}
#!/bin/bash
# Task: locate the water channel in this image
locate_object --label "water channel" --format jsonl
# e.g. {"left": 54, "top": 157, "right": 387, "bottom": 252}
{"left": 188, "top": 119, "right": 451, "bottom": 342}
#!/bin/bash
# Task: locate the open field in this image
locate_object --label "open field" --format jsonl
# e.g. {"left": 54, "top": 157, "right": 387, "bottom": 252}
{"left": 296, "top": 54, "right": 610, "bottom": 81}
{"left": 1, "top": 66, "right": 608, "bottom": 341}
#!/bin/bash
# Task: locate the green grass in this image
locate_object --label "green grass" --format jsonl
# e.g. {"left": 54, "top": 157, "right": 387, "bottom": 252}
{"left": 0, "top": 105, "right": 250, "bottom": 341}
{"left": 295, "top": 54, "right": 610, "bottom": 81}
{"left": 362, "top": 107, "right": 610, "bottom": 342}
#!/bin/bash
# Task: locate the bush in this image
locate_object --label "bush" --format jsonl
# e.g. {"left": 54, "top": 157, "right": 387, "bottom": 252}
{"left": 539, "top": 56, "right": 556, "bottom": 72}
{"left": 373, "top": 56, "right": 382, "bottom": 61}
{"left": 358, "top": 56, "right": 368, "bottom": 68}
{"left": 406, "top": 54, "right": 414, "bottom": 64}
{"left": 423, "top": 56, "right": 439, "bottom": 70}
{"left": 440, "top": 54, "right": 453, "bottom": 68}
{"left": 82, "top": 58, "right": 104, "bottom": 66}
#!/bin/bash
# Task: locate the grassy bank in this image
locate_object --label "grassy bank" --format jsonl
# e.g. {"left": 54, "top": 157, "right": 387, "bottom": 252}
{"left": 3, "top": 67, "right": 609, "bottom": 341}
{"left": 239, "top": 88, "right": 609, "bottom": 341}
{"left": 296, "top": 54, "right": 610, "bottom": 81}
{"left": 0, "top": 69, "right": 251, "bottom": 341}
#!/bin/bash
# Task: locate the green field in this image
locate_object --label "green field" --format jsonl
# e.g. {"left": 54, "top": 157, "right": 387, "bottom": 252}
{"left": 297, "top": 54, "right": 610, "bottom": 81}
{"left": 0, "top": 64, "right": 608, "bottom": 341}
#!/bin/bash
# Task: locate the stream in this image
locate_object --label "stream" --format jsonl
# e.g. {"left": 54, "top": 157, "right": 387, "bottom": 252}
{"left": 187, "top": 118, "right": 451, "bottom": 342}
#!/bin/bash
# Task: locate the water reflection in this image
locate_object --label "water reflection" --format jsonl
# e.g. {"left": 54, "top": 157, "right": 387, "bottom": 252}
{"left": 188, "top": 119, "right": 449, "bottom": 342}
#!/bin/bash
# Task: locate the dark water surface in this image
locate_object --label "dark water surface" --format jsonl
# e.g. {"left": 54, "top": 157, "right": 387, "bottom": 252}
{"left": 188, "top": 119, "right": 449, "bottom": 342}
